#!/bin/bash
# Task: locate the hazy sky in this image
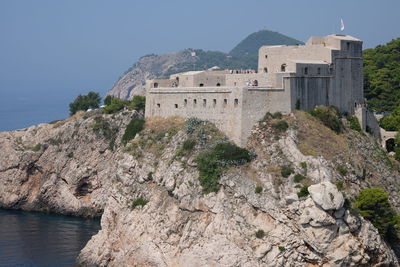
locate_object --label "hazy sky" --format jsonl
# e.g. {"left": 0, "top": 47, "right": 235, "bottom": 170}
{"left": 0, "top": 0, "right": 399, "bottom": 97}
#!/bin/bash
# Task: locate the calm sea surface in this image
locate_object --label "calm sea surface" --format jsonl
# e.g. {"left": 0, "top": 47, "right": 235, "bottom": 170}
{"left": 0, "top": 209, "right": 100, "bottom": 267}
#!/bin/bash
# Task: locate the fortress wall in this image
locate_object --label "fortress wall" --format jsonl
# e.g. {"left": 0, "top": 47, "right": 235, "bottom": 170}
{"left": 225, "top": 73, "right": 282, "bottom": 88}
{"left": 258, "top": 45, "right": 332, "bottom": 74}
{"left": 290, "top": 76, "right": 331, "bottom": 111}
{"left": 192, "top": 72, "right": 226, "bottom": 87}
{"left": 145, "top": 87, "right": 243, "bottom": 145}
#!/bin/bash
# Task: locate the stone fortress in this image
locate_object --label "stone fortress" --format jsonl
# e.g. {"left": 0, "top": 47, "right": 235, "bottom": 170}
{"left": 145, "top": 34, "right": 379, "bottom": 146}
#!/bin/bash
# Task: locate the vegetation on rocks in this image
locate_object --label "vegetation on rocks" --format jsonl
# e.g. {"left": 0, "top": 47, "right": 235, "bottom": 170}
{"left": 122, "top": 118, "right": 145, "bottom": 145}
{"left": 297, "top": 185, "right": 310, "bottom": 198}
{"left": 91, "top": 116, "right": 119, "bottom": 150}
{"left": 280, "top": 165, "right": 294, "bottom": 178}
{"left": 30, "top": 143, "right": 42, "bottom": 152}
{"left": 255, "top": 186, "right": 263, "bottom": 194}
{"left": 196, "top": 142, "right": 255, "bottom": 194}
{"left": 347, "top": 116, "right": 362, "bottom": 132}
{"left": 130, "top": 197, "right": 148, "bottom": 209}
{"left": 308, "top": 106, "right": 341, "bottom": 133}
{"left": 355, "top": 188, "right": 400, "bottom": 243}
{"left": 255, "top": 229, "right": 265, "bottom": 239}
{"left": 69, "top": 91, "right": 101, "bottom": 115}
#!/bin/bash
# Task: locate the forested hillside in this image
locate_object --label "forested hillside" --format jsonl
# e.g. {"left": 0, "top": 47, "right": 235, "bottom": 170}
{"left": 364, "top": 38, "right": 400, "bottom": 112}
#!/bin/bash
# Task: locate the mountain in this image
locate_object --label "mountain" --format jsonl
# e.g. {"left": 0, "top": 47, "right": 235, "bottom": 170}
{"left": 230, "top": 29, "right": 304, "bottom": 56}
{"left": 1, "top": 109, "right": 399, "bottom": 265}
{"left": 107, "top": 30, "right": 305, "bottom": 99}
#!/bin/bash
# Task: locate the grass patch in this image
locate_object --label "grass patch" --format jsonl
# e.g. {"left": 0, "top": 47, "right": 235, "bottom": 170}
{"left": 336, "top": 180, "right": 344, "bottom": 190}
{"left": 278, "top": 246, "right": 286, "bottom": 252}
{"left": 255, "top": 230, "right": 265, "bottom": 239}
{"left": 272, "top": 120, "right": 289, "bottom": 132}
{"left": 196, "top": 142, "right": 255, "bottom": 194}
{"left": 30, "top": 143, "right": 42, "bottom": 152}
{"left": 336, "top": 165, "right": 348, "bottom": 176}
{"left": 348, "top": 116, "right": 362, "bottom": 132}
{"left": 130, "top": 197, "right": 148, "bottom": 209}
{"left": 300, "top": 161, "right": 307, "bottom": 170}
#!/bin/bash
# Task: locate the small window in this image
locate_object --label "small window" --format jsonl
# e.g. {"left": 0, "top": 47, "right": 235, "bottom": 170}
{"left": 281, "top": 64, "right": 286, "bottom": 72}
{"left": 154, "top": 82, "right": 158, "bottom": 88}
{"left": 234, "top": 99, "right": 239, "bottom": 107}
{"left": 216, "top": 83, "right": 221, "bottom": 87}
{"left": 213, "top": 99, "right": 217, "bottom": 108}
{"left": 157, "top": 103, "right": 160, "bottom": 108}
{"left": 193, "top": 99, "right": 197, "bottom": 107}
{"left": 264, "top": 67, "right": 268, "bottom": 73}
{"left": 317, "top": 68, "right": 321, "bottom": 75}
{"left": 199, "top": 83, "right": 204, "bottom": 87}
{"left": 304, "top": 67, "right": 308, "bottom": 75}
{"left": 223, "top": 99, "right": 227, "bottom": 107}
{"left": 184, "top": 99, "right": 187, "bottom": 107}
{"left": 234, "top": 82, "right": 237, "bottom": 86}
{"left": 265, "top": 55, "right": 268, "bottom": 59}
{"left": 174, "top": 104, "right": 178, "bottom": 108}
{"left": 346, "top": 42, "right": 350, "bottom": 50}
{"left": 203, "top": 99, "right": 206, "bottom": 107}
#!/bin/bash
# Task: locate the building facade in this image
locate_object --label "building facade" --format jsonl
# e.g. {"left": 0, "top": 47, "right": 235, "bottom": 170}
{"left": 145, "top": 34, "right": 364, "bottom": 146}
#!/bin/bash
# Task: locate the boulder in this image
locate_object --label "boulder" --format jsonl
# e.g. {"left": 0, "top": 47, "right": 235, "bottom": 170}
{"left": 308, "top": 181, "right": 344, "bottom": 211}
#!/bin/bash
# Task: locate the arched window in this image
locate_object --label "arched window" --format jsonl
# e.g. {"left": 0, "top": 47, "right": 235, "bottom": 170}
{"left": 281, "top": 64, "right": 286, "bottom": 72}
{"left": 216, "top": 83, "right": 221, "bottom": 87}
{"left": 154, "top": 82, "right": 158, "bottom": 88}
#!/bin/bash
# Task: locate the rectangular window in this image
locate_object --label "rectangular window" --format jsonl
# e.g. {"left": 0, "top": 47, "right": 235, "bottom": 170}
{"left": 203, "top": 99, "right": 206, "bottom": 107}
{"left": 157, "top": 103, "right": 160, "bottom": 108}
{"left": 223, "top": 99, "right": 227, "bottom": 108}
{"left": 174, "top": 104, "right": 178, "bottom": 108}
{"left": 213, "top": 99, "right": 217, "bottom": 108}
{"left": 317, "top": 68, "right": 321, "bottom": 75}
{"left": 193, "top": 99, "right": 197, "bottom": 107}
{"left": 184, "top": 99, "right": 187, "bottom": 107}
{"left": 304, "top": 67, "right": 308, "bottom": 75}
{"left": 234, "top": 99, "right": 239, "bottom": 107}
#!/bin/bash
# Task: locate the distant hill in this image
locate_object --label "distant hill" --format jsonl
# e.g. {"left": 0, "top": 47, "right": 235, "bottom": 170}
{"left": 364, "top": 38, "right": 400, "bottom": 112}
{"left": 230, "top": 30, "right": 304, "bottom": 56}
{"left": 107, "top": 29, "right": 305, "bottom": 99}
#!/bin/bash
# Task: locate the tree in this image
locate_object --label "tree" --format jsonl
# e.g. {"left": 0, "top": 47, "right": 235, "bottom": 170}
{"left": 128, "top": 95, "right": 146, "bottom": 111}
{"left": 379, "top": 104, "right": 400, "bottom": 131}
{"left": 69, "top": 91, "right": 101, "bottom": 115}
{"left": 354, "top": 188, "right": 400, "bottom": 243}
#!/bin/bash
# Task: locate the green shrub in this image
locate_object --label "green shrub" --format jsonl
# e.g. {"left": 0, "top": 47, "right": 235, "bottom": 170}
{"left": 272, "top": 112, "right": 283, "bottom": 119}
{"left": 31, "top": 143, "right": 42, "bottom": 152}
{"left": 348, "top": 116, "right": 362, "bottom": 132}
{"left": 294, "top": 174, "right": 305, "bottom": 183}
{"left": 182, "top": 139, "right": 196, "bottom": 151}
{"left": 308, "top": 106, "right": 341, "bottom": 133}
{"left": 336, "top": 165, "right": 348, "bottom": 176}
{"left": 255, "top": 186, "right": 263, "bottom": 194}
{"left": 278, "top": 246, "right": 286, "bottom": 252}
{"left": 395, "top": 147, "right": 400, "bottom": 161}
{"left": 104, "top": 95, "right": 112, "bottom": 106}
{"left": 295, "top": 99, "right": 301, "bottom": 110}
{"left": 195, "top": 142, "right": 254, "bottom": 194}
{"left": 300, "top": 161, "right": 307, "bottom": 170}
{"left": 122, "top": 118, "right": 145, "bottom": 145}
{"left": 103, "top": 97, "right": 129, "bottom": 114}
{"left": 272, "top": 120, "right": 289, "bottom": 132}
{"left": 130, "top": 197, "right": 148, "bottom": 209}
{"left": 281, "top": 165, "right": 294, "bottom": 178}
{"left": 91, "top": 116, "right": 119, "bottom": 150}
{"left": 128, "top": 95, "right": 146, "bottom": 111}
{"left": 255, "top": 230, "right": 265, "bottom": 239}
{"left": 297, "top": 185, "right": 310, "bottom": 198}
{"left": 355, "top": 188, "right": 400, "bottom": 243}
{"left": 336, "top": 181, "right": 344, "bottom": 191}
{"left": 69, "top": 91, "right": 101, "bottom": 116}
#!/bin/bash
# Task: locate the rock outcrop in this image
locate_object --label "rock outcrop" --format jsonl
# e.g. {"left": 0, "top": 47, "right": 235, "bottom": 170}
{"left": 1, "top": 110, "right": 399, "bottom": 266}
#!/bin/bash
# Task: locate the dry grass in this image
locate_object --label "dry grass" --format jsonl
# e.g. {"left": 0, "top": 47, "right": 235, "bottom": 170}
{"left": 295, "top": 111, "right": 348, "bottom": 161}
{"left": 144, "top": 116, "right": 185, "bottom": 135}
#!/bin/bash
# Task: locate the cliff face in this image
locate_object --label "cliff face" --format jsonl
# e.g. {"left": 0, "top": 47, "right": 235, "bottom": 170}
{"left": 1, "top": 110, "right": 399, "bottom": 266}
{"left": 107, "top": 50, "right": 197, "bottom": 100}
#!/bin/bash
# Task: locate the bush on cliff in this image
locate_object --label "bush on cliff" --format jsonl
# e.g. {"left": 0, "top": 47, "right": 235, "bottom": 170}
{"left": 128, "top": 95, "right": 146, "bottom": 111}
{"left": 195, "top": 142, "right": 254, "bottom": 194}
{"left": 69, "top": 91, "right": 101, "bottom": 115}
{"left": 308, "top": 106, "right": 341, "bottom": 133}
{"left": 103, "top": 97, "right": 129, "bottom": 114}
{"left": 122, "top": 118, "right": 145, "bottom": 145}
{"left": 354, "top": 188, "right": 400, "bottom": 243}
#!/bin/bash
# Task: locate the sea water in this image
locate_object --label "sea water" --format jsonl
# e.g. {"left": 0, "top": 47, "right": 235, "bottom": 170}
{"left": 0, "top": 209, "right": 100, "bottom": 267}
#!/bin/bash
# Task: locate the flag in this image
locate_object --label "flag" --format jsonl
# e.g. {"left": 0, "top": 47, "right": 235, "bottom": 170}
{"left": 340, "top": 18, "right": 345, "bottom": 31}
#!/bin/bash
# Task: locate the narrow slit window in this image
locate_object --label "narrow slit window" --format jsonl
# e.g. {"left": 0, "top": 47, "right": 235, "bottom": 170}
{"left": 184, "top": 99, "right": 187, "bottom": 107}
{"left": 234, "top": 99, "right": 239, "bottom": 107}
{"left": 223, "top": 99, "right": 227, "bottom": 108}
{"left": 203, "top": 99, "right": 206, "bottom": 107}
{"left": 304, "top": 67, "right": 308, "bottom": 75}
{"left": 213, "top": 99, "right": 217, "bottom": 108}
{"left": 157, "top": 103, "right": 160, "bottom": 108}
{"left": 193, "top": 99, "right": 197, "bottom": 107}
{"left": 174, "top": 104, "right": 178, "bottom": 108}
{"left": 317, "top": 68, "right": 321, "bottom": 75}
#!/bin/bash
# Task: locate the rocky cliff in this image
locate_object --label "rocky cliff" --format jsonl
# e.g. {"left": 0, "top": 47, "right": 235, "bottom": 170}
{"left": 1, "top": 110, "right": 399, "bottom": 266}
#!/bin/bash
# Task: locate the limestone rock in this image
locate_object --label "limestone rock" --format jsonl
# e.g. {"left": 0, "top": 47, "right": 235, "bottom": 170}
{"left": 308, "top": 181, "right": 344, "bottom": 211}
